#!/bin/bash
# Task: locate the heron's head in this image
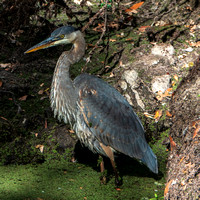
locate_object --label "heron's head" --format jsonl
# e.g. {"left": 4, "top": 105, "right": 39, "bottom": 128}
{"left": 25, "top": 26, "right": 79, "bottom": 54}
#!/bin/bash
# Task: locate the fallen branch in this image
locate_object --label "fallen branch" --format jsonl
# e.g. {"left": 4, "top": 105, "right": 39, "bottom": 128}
{"left": 81, "top": 1, "right": 108, "bottom": 32}
{"left": 82, "top": 0, "right": 108, "bottom": 72}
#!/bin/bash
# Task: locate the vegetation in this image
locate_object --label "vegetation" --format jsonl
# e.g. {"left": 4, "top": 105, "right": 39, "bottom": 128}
{"left": 0, "top": 0, "right": 199, "bottom": 199}
{"left": 0, "top": 154, "right": 166, "bottom": 200}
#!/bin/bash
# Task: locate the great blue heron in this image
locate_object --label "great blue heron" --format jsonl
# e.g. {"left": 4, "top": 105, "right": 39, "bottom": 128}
{"left": 25, "top": 26, "right": 158, "bottom": 185}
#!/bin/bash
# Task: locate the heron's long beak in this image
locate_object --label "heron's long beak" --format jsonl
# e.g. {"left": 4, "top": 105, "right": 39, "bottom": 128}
{"left": 24, "top": 36, "right": 57, "bottom": 54}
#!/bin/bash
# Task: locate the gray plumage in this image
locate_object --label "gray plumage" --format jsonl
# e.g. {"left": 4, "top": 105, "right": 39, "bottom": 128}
{"left": 25, "top": 26, "right": 158, "bottom": 175}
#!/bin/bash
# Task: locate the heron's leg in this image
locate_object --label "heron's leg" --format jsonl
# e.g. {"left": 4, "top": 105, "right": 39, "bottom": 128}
{"left": 99, "top": 143, "right": 122, "bottom": 186}
{"left": 99, "top": 156, "right": 107, "bottom": 184}
{"left": 100, "top": 157, "right": 105, "bottom": 173}
{"left": 109, "top": 158, "right": 122, "bottom": 186}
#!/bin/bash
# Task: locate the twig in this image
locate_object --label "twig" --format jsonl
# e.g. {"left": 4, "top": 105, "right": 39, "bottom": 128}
{"left": 151, "top": 0, "right": 177, "bottom": 26}
{"left": 103, "top": 31, "right": 110, "bottom": 69}
{"left": 82, "top": 0, "right": 108, "bottom": 72}
{"left": 81, "top": 2, "right": 107, "bottom": 32}
{"left": 151, "top": 7, "right": 174, "bottom": 26}
{"left": 99, "top": 48, "right": 124, "bottom": 75}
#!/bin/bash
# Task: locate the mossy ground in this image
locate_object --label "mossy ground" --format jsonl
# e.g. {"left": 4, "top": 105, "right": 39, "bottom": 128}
{"left": 0, "top": 152, "right": 166, "bottom": 200}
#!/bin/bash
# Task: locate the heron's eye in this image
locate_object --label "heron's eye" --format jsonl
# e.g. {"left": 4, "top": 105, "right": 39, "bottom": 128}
{"left": 60, "top": 34, "right": 65, "bottom": 38}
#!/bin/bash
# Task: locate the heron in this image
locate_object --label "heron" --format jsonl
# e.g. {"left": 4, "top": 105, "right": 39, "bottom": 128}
{"left": 25, "top": 26, "right": 158, "bottom": 185}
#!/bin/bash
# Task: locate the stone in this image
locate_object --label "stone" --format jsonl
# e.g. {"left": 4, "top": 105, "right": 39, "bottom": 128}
{"left": 122, "top": 69, "right": 138, "bottom": 88}
{"left": 151, "top": 43, "right": 175, "bottom": 65}
{"left": 119, "top": 80, "right": 127, "bottom": 90}
{"left": 151, "top": 75, "right": 171, "bottom": 93}
{"left": 151, "top": 43, "right": 175, "bottom": 57}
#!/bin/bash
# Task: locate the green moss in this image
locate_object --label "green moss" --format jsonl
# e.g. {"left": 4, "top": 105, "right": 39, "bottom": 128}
{"left": 0, "top": 157, "right": 166, "bottom": 200}
{"left": 151, "top": 129, "right": 169, "bottom": 171}
{"left": 172, "top": 77, "right": 183, "bottom": 91}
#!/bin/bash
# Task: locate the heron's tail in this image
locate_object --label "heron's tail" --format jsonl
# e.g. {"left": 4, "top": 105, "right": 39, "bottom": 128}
{"left": 141, "top": 145, "right": 158, "bottom": 174}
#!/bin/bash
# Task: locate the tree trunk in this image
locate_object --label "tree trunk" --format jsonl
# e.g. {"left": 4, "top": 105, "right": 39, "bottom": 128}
{"left": 165, "top": 57, "right": 200, "bottom": 199}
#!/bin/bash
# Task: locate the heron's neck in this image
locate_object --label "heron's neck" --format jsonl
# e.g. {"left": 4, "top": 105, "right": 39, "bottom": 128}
{"left": 50, "top": 31, "right": 86, "bottom": 125}
{"left": 70, "top": 31, "right": 86, "bottom": 64}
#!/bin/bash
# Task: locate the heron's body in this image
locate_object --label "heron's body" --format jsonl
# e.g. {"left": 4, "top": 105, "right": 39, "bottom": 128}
{"left": 25, "top": 26, "right": 158, "bottom": 184}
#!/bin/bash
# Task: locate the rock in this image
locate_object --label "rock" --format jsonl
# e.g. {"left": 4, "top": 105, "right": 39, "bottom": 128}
{"left": 122, "top": 69, "right": 138, "bottom": 89}
{"left": 119, "top": 80, "right": 127, "bottom": 90}
{"left": 151, "top": 43, "right": 175, "bottom": 57}
{"left": 124, "top": 93, "right": 133, "bottom": 106}
{"left": 146, "top": 55, "right": 160, "bottom": 66}
{"left": 151, "top": 75, "right": 171, "bottom": 93}
{"left": 131, "top": 89, "right": 145, "bottom": 110}
{"left": 121, "top": 69, "right": 145, "bottom": 110}
{"left": 151, "top": 43, "right": 175, "bottom": 65}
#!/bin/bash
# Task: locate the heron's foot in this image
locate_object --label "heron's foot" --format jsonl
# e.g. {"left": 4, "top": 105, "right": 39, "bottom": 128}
{"left": 115, "top": 176, "right": 123, "bottom": 187}
{"left": 100, "top": 175, "right": 107, "bottom": 185}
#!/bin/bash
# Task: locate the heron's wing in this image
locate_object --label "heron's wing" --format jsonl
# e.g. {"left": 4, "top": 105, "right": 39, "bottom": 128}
{"left": 74, "top": 74, "right": 149, "bottom": 160}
